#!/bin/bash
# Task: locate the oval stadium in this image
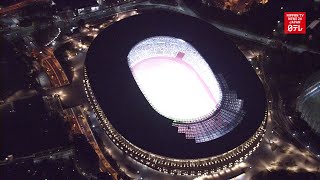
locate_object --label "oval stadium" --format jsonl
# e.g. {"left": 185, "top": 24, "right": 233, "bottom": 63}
{"left": 83, "top": 11, "right": 267, "bottom": 175}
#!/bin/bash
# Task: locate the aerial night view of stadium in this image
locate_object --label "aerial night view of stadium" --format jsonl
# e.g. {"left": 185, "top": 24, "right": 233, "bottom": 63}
{"left": 1, "top": 0, "right": 320, "bottom": 180}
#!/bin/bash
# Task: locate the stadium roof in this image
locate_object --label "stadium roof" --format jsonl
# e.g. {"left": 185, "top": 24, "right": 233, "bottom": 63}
{"left": 85, "top": 11, "right": 266, "bottom": 159}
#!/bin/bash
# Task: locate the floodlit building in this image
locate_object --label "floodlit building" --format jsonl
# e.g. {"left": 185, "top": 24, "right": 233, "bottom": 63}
{"left": 297, "top": 71, "right": 320, "bottom": 134}
{"left": 83, "top": 11, "right": 267, "bottom": 176}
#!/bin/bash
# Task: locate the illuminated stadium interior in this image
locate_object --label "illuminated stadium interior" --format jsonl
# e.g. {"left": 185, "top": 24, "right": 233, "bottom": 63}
{"left": 128, "top": 36, "right": 222, "bottom": 123}
{"left": 84, "top": 11, "right": 267, "bottom": 174}
{"left": 128, "top": 36, "right": 245, "bottom": 143}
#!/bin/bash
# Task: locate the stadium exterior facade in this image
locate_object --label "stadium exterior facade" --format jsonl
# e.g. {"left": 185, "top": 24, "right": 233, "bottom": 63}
{"left": 83, "top": 11, "right": 267, "bottom": 176}
{"left": 84, "top": 70, "right": 267, "bottom": 175}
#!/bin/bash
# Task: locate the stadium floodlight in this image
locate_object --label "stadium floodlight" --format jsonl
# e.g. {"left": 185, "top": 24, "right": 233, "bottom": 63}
{"left": 128, "top": 36, "right": 222, "bottom": 122}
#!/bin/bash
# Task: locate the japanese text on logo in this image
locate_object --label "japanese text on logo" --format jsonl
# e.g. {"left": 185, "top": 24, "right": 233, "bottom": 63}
{"left": 284, "top": 12, "right": 306, "bottom": 34}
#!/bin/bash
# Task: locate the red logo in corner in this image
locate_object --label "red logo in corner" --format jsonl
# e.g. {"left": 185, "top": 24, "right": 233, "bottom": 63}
{"left": 284, "top": 12, "right": 306, "bottom": 34}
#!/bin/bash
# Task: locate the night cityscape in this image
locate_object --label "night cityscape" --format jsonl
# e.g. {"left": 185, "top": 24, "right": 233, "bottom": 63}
{"left": 1, "top": 0, "right": 320, "bottom": 180}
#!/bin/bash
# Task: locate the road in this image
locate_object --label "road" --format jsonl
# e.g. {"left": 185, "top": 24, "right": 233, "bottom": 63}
{"left": 0, "top": 89, "right": 38, "bottom": 107}
{"left": 69, "top": 106, "right": 118, "bottom": 178}
{"left": 32, "top": 47, "right": 70, "bottom": 88}
{"left": 0, "top": 147, "right": 74, "bottom": 166}
{"left": 0, "top": 0, "right": 50, "bottom": 16}
{"left": 22, "top": 36, "right": 70, "bottom": 88}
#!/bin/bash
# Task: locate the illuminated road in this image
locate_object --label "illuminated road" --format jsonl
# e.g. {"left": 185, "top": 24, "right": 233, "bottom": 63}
{"left": 30, "top": 47, "right": 70, "bottom": 88}
{"left": 21, "top": 36, "right": 69, "bottom": 88}
{"left": 0, "top": 147, "right": 73, "bottom": 166}
{"left": 0, "top": 89, "right": 38, "bottom": 107}
{"left": 0, "top": 0, "right": 50, "bottom": 15}
{"left": 70, "top": 106, "right": 118, "bottom": 178}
